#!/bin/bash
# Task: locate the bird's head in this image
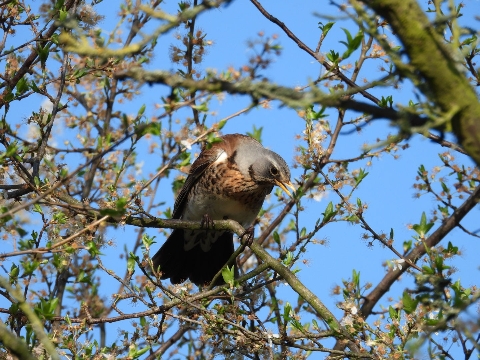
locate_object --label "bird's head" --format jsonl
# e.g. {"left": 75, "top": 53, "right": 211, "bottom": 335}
{"left": 249, "top": 149, "right": 295, "bottom": 197}
{"left": 234, "top": 138, "right": 295, "bottom": 197}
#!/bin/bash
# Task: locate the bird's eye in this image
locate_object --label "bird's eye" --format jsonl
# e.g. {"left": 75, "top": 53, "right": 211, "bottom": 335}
{"left": 270, "top": 166, "right": 279, "bottom": 176}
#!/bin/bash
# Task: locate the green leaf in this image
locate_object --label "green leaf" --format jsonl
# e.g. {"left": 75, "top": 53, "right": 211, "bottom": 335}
{"left": 300, "top": 227, "right": 307, "bottom": 238}
{"left": 339, "top": 28, "right": 363, "bottom": 59}
{"left": 116, "top": 197, "right": 128, "bottom": 211}
{"left": 142, "top": 233, "right": 156, "bottom": 250}
{"left": 273, "top": 231, "right": 281, "bottom": 245}
{"left": 283, "top": 302, "right": 292, "bottom": 322}
{"left": 15, "top": 76, "right": 29, "bottom": 95}
{"left": 59, "top": 8, "right": 68, "bottom": 21}
{"left": 99, "top": 208, "right": 125, "bottom": 218}
{"left": 127, "top": 253, "right": 137, "bottom": 274}
{"left": 388, "top": 305, "right": 399, "bottom": 320}
{"left": 205, "top": 133, "right": 223, "bottom": 149}
{"left": 422, "top": 265, "right": 435, "bottom": 274}
{"left": 402, "top": 292, "right": 418, "bottom": 314}
{"left": 36, "top": 43, "right": 51, "bottom": 68}
{"left": 34, "top": 298, "right": 59, "bottom": 320}
{"left": 461, "top": 34, "right": 477, "bottom": 46}
{"left": 137, "top": 104, "right": 146, "bottom": 117}
{"left": 33, "top": 204, "right": 43, "bottom": 214}
{"left": 129, "top": 345, "right": 151, "bottom": 358}
{"left": 305, "top": 105, "right": 328, "bottom": 120}
{"left": 442, "top": 241, "right": 458, "bottom": 255}
{"left": 9, "top": 264, "right": 19, "bottom": 283}
{"left": 76, "top": 270, "right": 92, "bottom": 284}
{"left": 283, "top": 251, "right": 294, "bottom": 266}
{"left": 353, "top": 168, "right": 369, "bottom": 186}
{"left": 178, "top": 151, "right": 191, "bottom": 167}
{"left": 403, "top": 240, "right": 412, "bottom": 253}
{"left": 440, "top": 182, "right": 449, "bottom": 194}
{"left": 246, "top": 125, "right": 263, "bottom": 142}
{"left": 326, "top": 50, "right": 339, "bottom": 63}
{"left": 318, "top": 21, "right": 335, "bottom": 36}
{"left": 322, "top": 201, "right": 337, "bottom": 223}
{"left": 86, "top": 241, "right": 102, "bottom": 256}
{"left": 53, "top": 211, "right": 67, "bottom": 224}
{"left": 352, "top": 269, "right": 360, "bottom": 291}
{"left": 221, "top": 265, "right": 235, "bottom": 286}
{"left": 378, "top": 95, "right": 393, "bottom": 108}
{"left": 135, "top": 122, "right": 161, "bottom": 137}
{"left": 412, "top": 212, "right": 434, "bottom": 237}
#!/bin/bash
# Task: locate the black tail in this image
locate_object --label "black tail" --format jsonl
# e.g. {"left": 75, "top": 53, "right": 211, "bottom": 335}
{"left": 151, "top": 229, "right": 236, "bottom": 286}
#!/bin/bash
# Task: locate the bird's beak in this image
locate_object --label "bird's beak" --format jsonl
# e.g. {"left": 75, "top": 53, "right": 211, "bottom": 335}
{"left": 275, "top": 180, "right": 296, "bottom": 198}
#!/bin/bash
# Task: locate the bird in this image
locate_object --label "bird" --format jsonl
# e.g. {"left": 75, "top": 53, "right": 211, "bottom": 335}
{"left": 151, "top": 133, "right": 294, "bottom": 286}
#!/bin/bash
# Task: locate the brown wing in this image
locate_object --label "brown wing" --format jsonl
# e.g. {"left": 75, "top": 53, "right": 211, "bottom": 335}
{"left": 172, "top": 146, "right": 226, "bottom": 219}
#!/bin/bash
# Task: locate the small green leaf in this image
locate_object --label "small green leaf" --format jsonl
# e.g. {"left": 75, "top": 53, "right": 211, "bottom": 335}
{"left": 402, "top": 292, "right": 418, "bottom": 314}
{"left": 15, "top": 76, "right": 29, "bottom": 95}
{"left": 178, "top": 152, "right": 191, "bottom": 167}
{"left": 322, "top": 201, "right": 337, "bottom": 223}
{"left": 76, "top": 270, "right": 91, "bottom": 284}
{"left": 9, "top": 264, "right": 19, "bottom": 283}
{"left": 36, "top": 43, "right": 51, "bottom": 68}
{"left": 137, "top": 104, "right": 146, "bottom": 116}
{"left": 142, "top": 233, "right": 156, "bottom": 250}
{"left": 422, "top": 265, "right": 435, "bottom": 274}
{"left": 300, "top": 227, "right": 307, "bottom": 238}
{"left": 403, "top": 240, "right": 412, "bottom": 253}
{"left": 58, "top": 8, "right": 68, "bottom": 21}
{"left": 353, "top": 168, "right": 369, "bottom": 186}
{"left": 86, "top": 241, "right": 102, "bottom": 256}
{"left": 33, "top": 204, "right": 43, "bottom": 214}
{"left": 273, "top": 231, "right": 280, "bottom": 245}
{"left": 283, "top": 251, "right": 294, "bottom": 266}
{"left": 135, "top": 122, "right": 161, "bottom": 137}
{"left": 318, "top": 21, "right": 335, "bottom": 36}
{"left": 412, "top": 212, "right": 434, "bottom": 237}
{"left": 221, "top": 265, "right": 235, "bottom": 286}
{"left": 339, "top": 28, "right": 363, "bottom": 59}
{"left": 388, "top": 305, "right": 399, "bottom": 320}
{"left": 246, "top": 125, "right": 263, "bottom": 142}
{"left": 379, "top": 95, "right": 393, "bottom": 108}
{"left": 326, "top": 50, "right": 339, "bottom": 63}
{"left": 283, "top": 302, "right": 292, "bottom": 321}
{"left": 53, "top": 211, "right": 67, "bottom": 224}
{"left": 127, "top": 253, "right": 137, "bottom": 274}
{"left": 440, "top": 182, "right": 449, "bottom": 194}
{"left": 217, "top": 119, "right": 227, "bottom": 130}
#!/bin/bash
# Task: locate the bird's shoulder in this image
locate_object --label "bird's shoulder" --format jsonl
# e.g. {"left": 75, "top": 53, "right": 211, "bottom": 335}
{"left": 172, "top": 135, "right": 250, "bottom": 218}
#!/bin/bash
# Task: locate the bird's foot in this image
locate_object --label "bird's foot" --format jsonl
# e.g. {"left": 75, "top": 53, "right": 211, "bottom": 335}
{"left": 201, "top": 213, "right": 215, "bottom": 230}
{"left": 240, "top": 226, "right": 255, "bottom": 247}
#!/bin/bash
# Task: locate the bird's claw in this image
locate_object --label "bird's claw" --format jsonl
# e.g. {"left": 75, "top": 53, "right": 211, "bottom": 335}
{"left": 201, "top": 213, "right": 214, "bottom": 230}
{"left": 240, "top": 226, "right": 255, "bottom": 247}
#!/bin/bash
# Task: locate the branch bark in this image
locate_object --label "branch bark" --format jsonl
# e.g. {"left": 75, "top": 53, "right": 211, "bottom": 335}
{"left": 366, "top": 0, "right": 480, "bottom": 166}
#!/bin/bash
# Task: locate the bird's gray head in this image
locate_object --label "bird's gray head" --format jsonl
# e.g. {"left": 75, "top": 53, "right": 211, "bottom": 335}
{"left": 235, "top": 139, "right": 295, "bottom": 196}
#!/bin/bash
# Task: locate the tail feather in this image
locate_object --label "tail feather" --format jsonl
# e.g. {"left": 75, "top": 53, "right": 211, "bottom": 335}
{"left": 152, "top": 230, "right": 236, "bottom": 286}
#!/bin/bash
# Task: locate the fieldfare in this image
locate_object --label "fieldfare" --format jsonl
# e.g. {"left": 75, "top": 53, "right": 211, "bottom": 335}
{"left": 152, "top": 133, "right": 294, "bottom": 286}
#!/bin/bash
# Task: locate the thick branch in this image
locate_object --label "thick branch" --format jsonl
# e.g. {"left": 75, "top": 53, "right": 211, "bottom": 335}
{"left": 366, "top": 0, "right": 480, "bottom": 166}
{"left": 115, "top": 68, "right": 428, "bottom": 126}
{"left": 361, "top": 184, "right": 480, "bottom": 317}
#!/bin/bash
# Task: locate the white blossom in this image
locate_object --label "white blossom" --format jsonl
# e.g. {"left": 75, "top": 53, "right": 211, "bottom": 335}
{"left": 391, "top": 258, "right": 405, "bottom": 271}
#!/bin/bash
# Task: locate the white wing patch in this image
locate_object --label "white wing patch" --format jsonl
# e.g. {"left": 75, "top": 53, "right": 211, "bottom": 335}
{"left": 213, "top": 150, "right": 228, "bottom": 165}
